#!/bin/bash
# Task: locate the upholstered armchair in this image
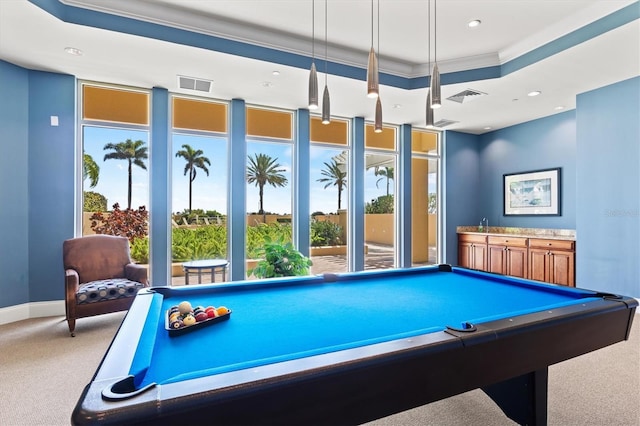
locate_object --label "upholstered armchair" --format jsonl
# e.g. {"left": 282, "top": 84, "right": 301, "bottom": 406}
{"left": 63, "top": 235, "right": 149, "bottom": 336}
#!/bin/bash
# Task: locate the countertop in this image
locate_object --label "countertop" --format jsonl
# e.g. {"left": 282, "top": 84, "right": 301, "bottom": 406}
{"left": 457, "top": 226, "right": 575, "bottom": 241}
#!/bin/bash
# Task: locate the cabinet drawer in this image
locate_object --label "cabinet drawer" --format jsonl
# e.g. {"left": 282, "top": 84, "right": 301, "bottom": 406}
{"left": 529, "top": 238, "right": 575, "bottom": 251}
{"left": 487, "top": 236, "right": 528, "bottom": 247}
{"left": 458, "top": 233, "right": 487, "bottom": 244}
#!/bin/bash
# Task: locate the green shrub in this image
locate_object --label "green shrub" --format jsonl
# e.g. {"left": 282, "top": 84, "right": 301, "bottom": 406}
{"left": 365, "top": 194, "right": 394, "bottom": 214}
{"left": 172, "top": 226, "right": 227, "bottom": 261}
{"left": 246, "top": 223, "right": 292, "bottom": 258}
{"left": 310, "top": 220, "right": 343, "bottom": 246}
{"left": 248, "top": 237, "right": 312, "bottom": 278}
{"left": 129, "top": 221, "right": 296, "bottom": 264}
{"left": 83, "top": 191, "right": 107, "bottom": 212}
{"left": 130, "top": 237, "right": 149, "bottom": 263}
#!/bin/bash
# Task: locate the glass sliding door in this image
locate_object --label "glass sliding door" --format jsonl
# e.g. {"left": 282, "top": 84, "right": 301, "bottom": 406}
{"left": 411, "top": 129, "right": 440, "bottom": 265}
{"left": 364, "top": 124, "right": 398, "bottom": 271}
{"left": 80, "top": 83, "right": 150, "bottom": 275}
{"left": 170, "top": 96, "right": 229, "bottom": 285}
{"left": 308, "top": 117, "right": 350, "bottom": 274}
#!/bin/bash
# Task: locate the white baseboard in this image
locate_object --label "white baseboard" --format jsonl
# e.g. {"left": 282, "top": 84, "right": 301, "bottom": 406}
{"left": 0, "top": 300, "right": 65, "bottom": 325}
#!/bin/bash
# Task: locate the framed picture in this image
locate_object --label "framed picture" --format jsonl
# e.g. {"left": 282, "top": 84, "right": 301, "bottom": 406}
{"left": 503, "top": 168, "right": 561, "bottom": 216}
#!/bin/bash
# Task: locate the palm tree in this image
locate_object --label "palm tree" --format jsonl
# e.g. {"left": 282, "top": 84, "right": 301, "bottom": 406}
{"left": 374, "top": 166, "right": 394, "bottom": 196}
{"left": 317, "top": 159, "right": 347, "bottom": 211}
{"left": 103, "top": 139, "right": 148, "bottom": 209}
{"left": 83, "top": 153, "right": 100, "bottom": 188}
{"left": 246, "top": 153, "right": 288, "bottom": 218}
{"left": 175, "top": 144, "right": 211, "bottom": 212}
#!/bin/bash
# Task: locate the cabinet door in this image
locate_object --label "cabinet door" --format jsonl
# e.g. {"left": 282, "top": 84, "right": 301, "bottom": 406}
{"left": 529, "top": 249, "right": 549, "bottom": 282}
{"left": 550, "top": 251, "right": 575, "bottom": 287}
{"left": 487, "top": 245, "right": 506, "bottom": 275}
{"left": 471, "top": 243, "right": 488, "bottom": 271}
{"left": 506, "top": 246, "right": 528, "bottom": 279}
{"left": 458, "top": 242, "right": 472, "bottom": 269}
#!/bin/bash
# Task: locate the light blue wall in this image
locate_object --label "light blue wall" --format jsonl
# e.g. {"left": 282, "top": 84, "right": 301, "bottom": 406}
{"left": 444, "top": 112, "right": 577, "bottom": 266}
{"left": 0, "top": 61, "right": 30, "bottom": 307}
{"left": 576, "top": 77, "right": 639, "bottom": 297}
{"left": 1, "top": 59, "right": 638, "bottom": 308}
{"left": 27, "top": 71, "right": 76, "bottom": 302}
{"left": 478, "top": 111, "right": 577, "bottom": 229}
{"left": 443, "top": 131, "right": 481, "bottom": 264}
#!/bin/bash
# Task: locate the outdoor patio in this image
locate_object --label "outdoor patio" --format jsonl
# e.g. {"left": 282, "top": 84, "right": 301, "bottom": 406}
{"left": 169, "top": 243, "right": 435, "bottom": 286}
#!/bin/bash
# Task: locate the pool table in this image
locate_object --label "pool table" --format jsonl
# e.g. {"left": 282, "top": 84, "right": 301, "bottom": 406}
{"left": 72, "top": 265, "right": 637, "bottom": 425}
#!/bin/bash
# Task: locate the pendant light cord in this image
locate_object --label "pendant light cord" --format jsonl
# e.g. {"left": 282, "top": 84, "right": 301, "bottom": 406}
{"left": 434, "top": 0, "right": 437, "bottom": 63}
{"left": 428, "top": 0, "right": 431, "bottom": 70}
{"left": 325, "top": 0, "right": 328, "bottom": 84}
{"left": 312, "top": 0, "right": 315, "bottom": 61}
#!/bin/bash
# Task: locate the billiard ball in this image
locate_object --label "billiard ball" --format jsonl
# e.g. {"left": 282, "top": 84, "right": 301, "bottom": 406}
{"left": 183, "top": 314, "right": 196, "bottom": 326}
{"left": 170, "top": 319, "right": 184, "bottom": 329}
{"left": 195, "top": 312, "right": 208, "bottom": 322}
{"left": 216, "top": 306, "right": 229, "bottom": 316}
{"left": 178, "top": 301, "right": 192, "bottom": 315}
{"left": 207, "top": 309, "right": 218, "bottom": 318}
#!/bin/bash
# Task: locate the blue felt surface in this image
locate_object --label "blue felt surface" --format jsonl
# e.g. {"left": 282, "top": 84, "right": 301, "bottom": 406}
{"left": 132, "top": 268, "right": 597, "bottom": 387}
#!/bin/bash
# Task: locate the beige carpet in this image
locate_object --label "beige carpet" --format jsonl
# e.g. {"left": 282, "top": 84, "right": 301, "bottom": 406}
{"left": 0, "top": 312, "right": 638, "bottom": 426}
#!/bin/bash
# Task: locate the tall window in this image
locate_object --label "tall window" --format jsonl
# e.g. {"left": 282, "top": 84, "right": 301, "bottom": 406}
{"left": 364, "top": 124, "right": 398, "bottom": 271}
{"left": 309, "top": 117, "right": 350, "bottom": 274}
{"left": 245, "top": 106, "right": 294, "bottom": 278}
{"left": 411, "top": 129, "right": 440, "bottom": 265}
{"left": 171, "top": 96, "right": 228, "bottom": 285}
{"left": 80, "top": 83, "right": 150, "bottom": 267}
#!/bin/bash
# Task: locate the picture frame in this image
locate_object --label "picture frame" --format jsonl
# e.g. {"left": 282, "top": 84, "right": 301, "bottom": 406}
{"left": 503, "top": 168, "right": 561, "bottom": 216}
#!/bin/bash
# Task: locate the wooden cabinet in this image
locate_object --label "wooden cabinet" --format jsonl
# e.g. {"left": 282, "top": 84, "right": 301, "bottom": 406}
{"left": 487, "top": 236, "right": 528, "bottom": 279}
{"left": 529, "top": 239, "right": 576, "bottom": 287}
{"left": 458, "top": 234, "right": 487, "bottom": 271}
{"left": 457, "top": 232, "right": 576, "bottom": 287}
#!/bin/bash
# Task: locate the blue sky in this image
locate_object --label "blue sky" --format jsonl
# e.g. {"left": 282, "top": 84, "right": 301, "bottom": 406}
{"left": 83, "top": 126, "right": 402, "bottom": 216}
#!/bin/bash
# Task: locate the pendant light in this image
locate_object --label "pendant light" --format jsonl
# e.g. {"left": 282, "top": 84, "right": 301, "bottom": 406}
{"left": 374, "top": 98, "right": 383, "bottom": 132}
{"left": 426, "top": 0, "right": 435, "bottom": 128}
{"left": 366, "top": 0, "right": 379, "bottom": 98}
{"left": 426, "top": 89, "right": 435, "bottom": 128}
{"left": 308, "top": 0, "right": 319, "bottom": 110}
{"left": 374, "top": 0, "right": 382, "bottom": 132}
{"left": 321, "top": 0, "right": 330, "bottom": 124}
{"left": 430, "top": 0, "right": 441, "bottom": 109}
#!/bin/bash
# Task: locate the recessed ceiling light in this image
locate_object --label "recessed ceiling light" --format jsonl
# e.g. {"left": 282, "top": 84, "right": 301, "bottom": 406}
{"left": 272, "top": 71, "right": 280, "bottom": 76}
{"left": 554, "top": 106, "right": 565, "bottom": 110}
{"left": 261, "top": 81, "right": 274, "bottom": 87}
{"left": 392, "top": 104, "right": 402, "bottom": 109}
{"left": 64, "top": 47, "right": 83, "bottom": 56}
{"left": 468, "top": 20, "right": 481, "bottom": 28}
{"left": 528, "top": 90, "right": 542, "bottom": 97}
{"left": 484, "top": 126, "right": 492, "bottom": 130}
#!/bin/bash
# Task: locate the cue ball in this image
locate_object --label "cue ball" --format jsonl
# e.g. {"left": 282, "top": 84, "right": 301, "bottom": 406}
{"left": 178, "top": 301, "right": 192, "bottom": 314}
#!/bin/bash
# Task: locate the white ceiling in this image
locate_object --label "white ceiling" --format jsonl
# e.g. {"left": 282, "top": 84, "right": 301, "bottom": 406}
{"left": 1, "top": 0, "right": 638, "bottom": 134}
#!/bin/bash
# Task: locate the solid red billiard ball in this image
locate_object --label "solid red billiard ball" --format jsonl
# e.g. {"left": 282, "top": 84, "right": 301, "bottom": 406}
{"left": 207, "top": 309, "right": 218, "bottom": 318}
{"left": 195, "top": 312, "right": 208, "bottom": 322}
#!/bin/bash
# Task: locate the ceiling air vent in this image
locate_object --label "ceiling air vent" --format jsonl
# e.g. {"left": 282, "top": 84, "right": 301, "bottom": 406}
{"left": 447, "top": 89, "right": 486, "bottom": 104}
{"left": 434, "top": 119, "right": 458, "bottom": 128}
{"left": 178, "top": 75, "right": 212, "bottom": 93}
